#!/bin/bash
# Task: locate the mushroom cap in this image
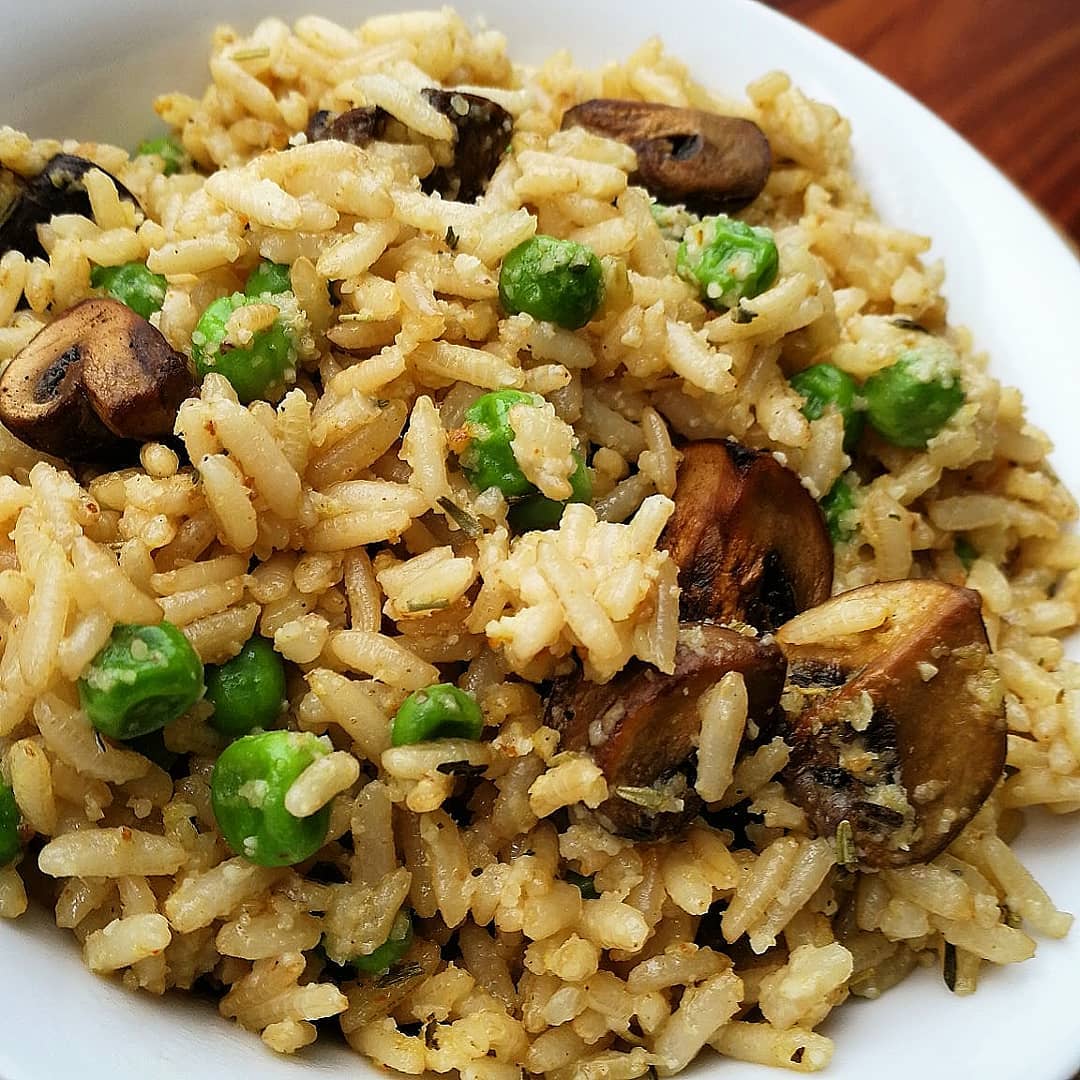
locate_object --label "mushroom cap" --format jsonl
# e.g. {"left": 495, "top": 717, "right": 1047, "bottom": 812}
{"left": 421, "top": 89, "right": 514, "bottom": 203}
{"left": 776, "top": 579, "right": 1007, "bottom": 868}
{"left": 1, "top": 154, "right": 138, "bottom": 259}
{"left": 305, "top": 106, "right": 388, "bottom": 146}
{"left": 0, "top": 298, "right": 194, "bottom": 461}
{"left": 561, "top": 100, "right": 771, "bottom": 215}
{"left": 546, "top": 622, "right": 786, "bottom": 839}
{"left": 661, "top": 439, "right": 834, "bottom": 631}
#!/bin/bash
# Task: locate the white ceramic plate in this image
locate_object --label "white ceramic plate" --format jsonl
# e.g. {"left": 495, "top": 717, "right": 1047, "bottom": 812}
{"left": 2, "top": 2, "right": 1079, "bottom": 1078}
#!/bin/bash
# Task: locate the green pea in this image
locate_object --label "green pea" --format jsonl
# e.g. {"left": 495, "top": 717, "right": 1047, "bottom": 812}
{"left": 954, "top": 537, "right": 978, "bottom": 570}
{"left": 89, "top": 262, "right": 168, "bottom": 320}
{"left": 211, "top": 730, "right": 331, "bottom": 867}
{"left": 136, "top": 135, "right": 189, "bottom": 177}
{"left": 391, "top": 684, "right": 483, "bottom": 746}
{"left": 190, "top": 292, "right": 299, "bottom": 403}
{"left": 349, "top": 909, "right": 414, "bottom": 974}
{"left": 565, "top": 870, "right": 598, "bottom": 900}
{"left": 677, "top": 214, "right": 779, "bottom": 310}
{"left": 0, "top": 784, "right": 21, "bottom": 866}
{"left": 245, "top": 261, "right": 292, "bottom": 298}
{"left": 78, "top": 622, "right": 204, "bottom": 741}
{"left": 863, "top": 347, "right": 965, "bottom": 449}
{"left": 790, "top": 363, "right": 865, "bottom": 453}
{"left": 499, "top": 235, "right": 603, "bottom": 330}
{"left": 459, "top": 389, "right": 541, "bottom": 498}
{"left": 820, "top": 475, "right": 859, "bottom": 544}
{"left": 508, "top": 452, "right": 592, "bottom": 532}
{"left": 206, "top": 636, "right": 287, "bottom": 737}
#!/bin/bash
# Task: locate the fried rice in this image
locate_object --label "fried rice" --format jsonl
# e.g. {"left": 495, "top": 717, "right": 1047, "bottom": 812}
{"left": 0, "top": 8, "right": 1078, "bottom": 1076}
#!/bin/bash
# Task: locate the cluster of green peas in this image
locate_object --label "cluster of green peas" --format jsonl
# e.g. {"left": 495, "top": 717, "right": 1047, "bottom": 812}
{"left": 789, "top": 348, "right": 965, "bottom": 542}
{"left": 460, "top": 215, "right": 783, "bottom": 520}
{"left": 0, "top": 614, "right": 482, "bottom": 971}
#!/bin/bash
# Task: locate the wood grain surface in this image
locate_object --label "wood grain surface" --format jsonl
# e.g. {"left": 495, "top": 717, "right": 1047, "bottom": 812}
{"left": 770, "top": 0, "right": 1080, "bottom": 243}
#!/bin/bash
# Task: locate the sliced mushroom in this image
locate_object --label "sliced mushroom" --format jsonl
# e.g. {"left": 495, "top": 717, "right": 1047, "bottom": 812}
{"left": 0, "top": 298, "right": 193, "bottom": 461}
{"left": 420, "top": 89, "right": 513, "bottom": 202}
{"left": 561, "top": 100, "right": 771, "bottom": 215}
{"left": 546, "top": 622, "right": 786, "bottom": 839}
{"left": 661, "top": 440, "right": 833, "bottom": 631}
{"left": 0, "top": 154, "right": 138, "bottom": 259}
{"left": 776, "top": 580, "right": 1007, "bottom": 868}
{"left": 305, "top": 106, "right": 389, "bottom": 146}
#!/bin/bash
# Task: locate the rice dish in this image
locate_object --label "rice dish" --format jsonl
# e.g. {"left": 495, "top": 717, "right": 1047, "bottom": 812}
{"left": 0, "top": 10, "right": 1077, "bottom": 1076}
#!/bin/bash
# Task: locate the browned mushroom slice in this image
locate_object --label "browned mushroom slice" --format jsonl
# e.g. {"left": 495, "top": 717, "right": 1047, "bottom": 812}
{"left": 561, "top": 100, "right": 771, "bottom": 216}
{"left": 1, "top": 154, "right": 138, "bottom": 259}
{"left": 305, "top": 106, "right": 389, "bottom": 146}
{"left": 546, "top": 622, "right": 786, "bottom": 839}
{"left": 661, "top": 440, "right": 833, "bottom": 631}
{"left": 420, "top": 89, "right": 513, "bottom": 202}
{"left": 0, "top": 298, "right": 193, "bottom": 461}
{"left": 775, "top": 580, "right": 1007, "bottom": 868}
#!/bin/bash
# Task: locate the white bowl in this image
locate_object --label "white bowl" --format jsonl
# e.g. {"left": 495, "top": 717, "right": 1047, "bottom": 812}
{"left": 2, "top": 2, "right": 1079, "bottom": 1078}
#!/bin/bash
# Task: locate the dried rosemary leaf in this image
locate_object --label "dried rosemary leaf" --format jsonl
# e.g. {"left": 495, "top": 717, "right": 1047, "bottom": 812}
{"left": 565, "top": 870, "right": 599, "bottom": 900}
{"left": 375, "top": 961, "right": 424, "bottom": 988}
{"left": 890, "top": 316, "right": 930, "bottom": 333}
{"left": 435, "top": 760, "right": 488, "bottom": 779}
{"left": 437, "top": 496, "right": 483, "bottom": 539}
{"left": 613, "top": 785, "right": 685, "bottom": 815}
{"left": 405, "top": 597, "right": 451, "bottom": 613}
{"left": 942, "top": 941, "right": 958, "bottom": 992}
{"left": 835, "top": 819, "right": 856, "bottom": 868}
{"left": 230, "top": 46, "right": 271, "bottom": 61}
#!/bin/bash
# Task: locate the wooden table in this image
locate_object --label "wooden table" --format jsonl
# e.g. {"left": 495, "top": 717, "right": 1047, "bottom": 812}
{"left": 771, "top": 0, "right": 1080, "bottom": 244}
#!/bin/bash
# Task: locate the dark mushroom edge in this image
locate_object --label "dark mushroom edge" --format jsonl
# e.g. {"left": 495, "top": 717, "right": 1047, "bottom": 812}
{"left": 0, "top": 298, "right": 193, "bottom": 461}
{"left": 561, "top": 100, "right": 771, "bottom": 216}
{"left": 305, "top": 89, "right": 512, "bottom": 205}
{"left": 661, "top": 439, "right": 834, "bottom": 631}
{"left": 0, "top": 154, "right": 138, "bottom": 260}
{"left": 775, "top": 579, "right": 1007, "bottom": 868}
{"left": 545, "top": 622, "right": 786, "bottom": 839}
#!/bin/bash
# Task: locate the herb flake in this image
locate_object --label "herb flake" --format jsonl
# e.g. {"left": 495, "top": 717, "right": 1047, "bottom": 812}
{"left": 375, "top": 961, "right": 423, "bottom": 988}
{"left": 613, "top": 785, "right": 685, "bottom": 815}
{"left": 436, "top": 760, "right": 488, "bottom": 779}
{"left": 891, "top": 316, "right": 930, "bottom": 333}
{"left": 942, "top": 941, "right": 958, "bottom": 992}
{"left": 565, "top": 870, "right": 599, "bottom": 900}
{"left": 835, "top": 819, "right": 856, "bottom": 868}
{"left": 230, "top": 46, "right": 271, "bottom": 61}
{"left": 405, "top": 597, "right": 451, "bottom": 613}
{"left": 437, "top": 496, "right": 483, "bottom": 539}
